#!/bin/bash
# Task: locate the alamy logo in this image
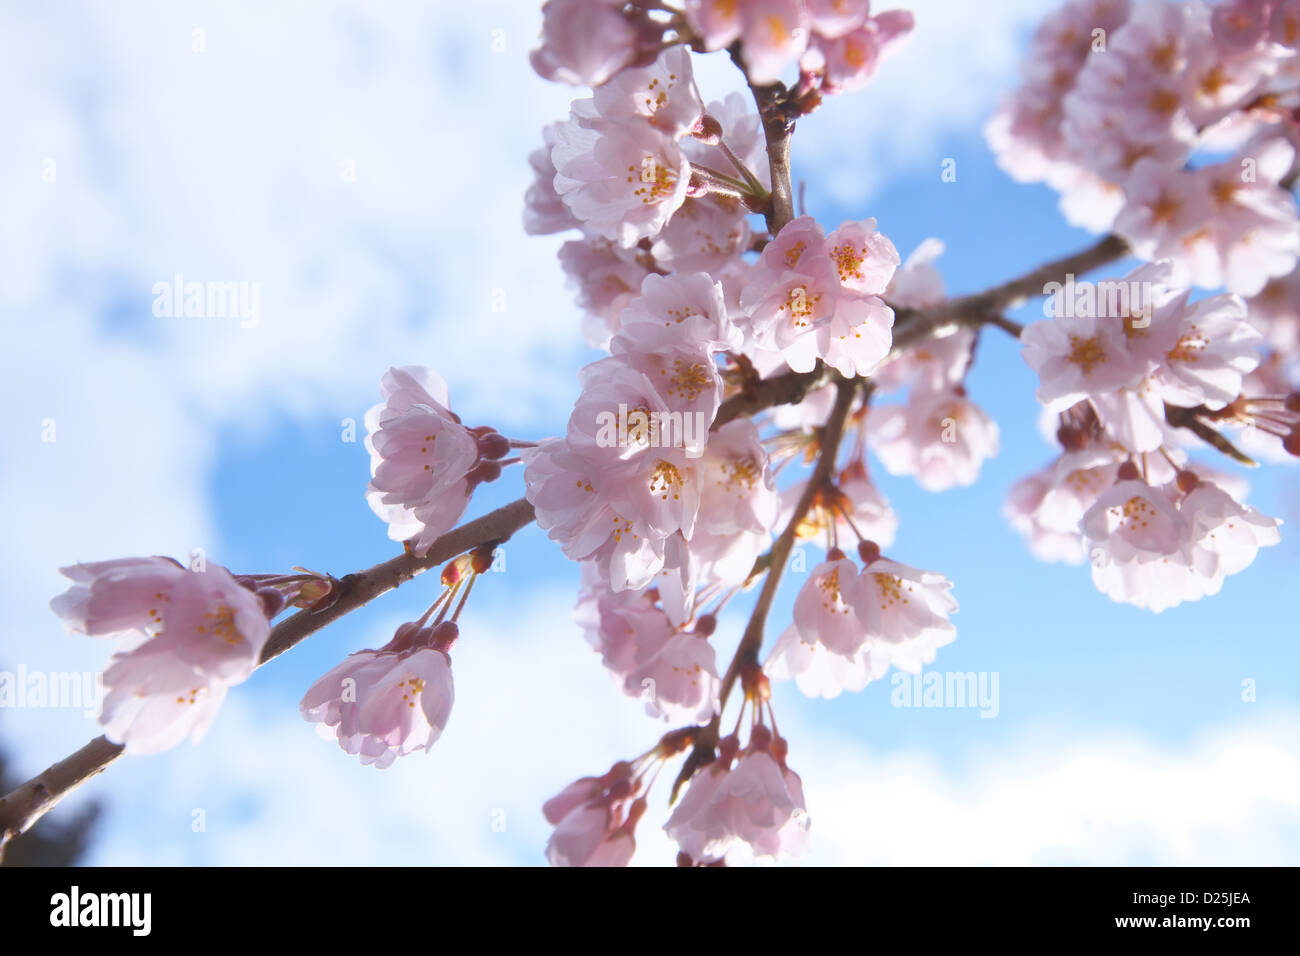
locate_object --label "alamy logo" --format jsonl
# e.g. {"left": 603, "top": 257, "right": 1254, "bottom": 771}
{"left": 50, "top": 886, "right": 151, "bottom": 936}
{"left": 890, "top": 669, "right": 1000, "bottom": 718}
{"left": 0, "top": 666, "right": 101, "bottom": 717}
{"left": 1042, "top": 272, "right": 1155, "bottom": 327}
{"left": 152, "top": 273, "right": 261, "bottom": 328}
{"left": 593, "top": 404, "right": 710, "bottom": 458}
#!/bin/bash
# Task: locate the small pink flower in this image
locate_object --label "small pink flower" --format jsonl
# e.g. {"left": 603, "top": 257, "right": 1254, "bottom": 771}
{"left": 52, "top": 558, "right": 272, "bottom": 752}
{"left": 683, "top": 0, "right": 743, "bottom": 51}
{"left": 740, "top": 216, "right": 896, "bottom": 376}
{"left": 1005, "top": 449, "right": 1123, "bottom": 565}
{"left": 851, "top": 554, "right": 958, "bottom": 671}
{"left": 868, "top": 388, "right": 1000, "bottom": 491}
{"left": 301, "top": 621, "right": 456, "bottom": 768}
{"left": 612, "top": 271, "right": 739, "bottom": 354}
{"left": 523, "top": 439, "right": 666, "bottom": 590}
{"left": 791, "top": 556, "right": 870, "bottom": 658}
{"left": 557, "top": 238, "right": 651, "bottom": 348}
{"left": 587, "top": 46, "right": 704, "bottom": 138}
{"left": 530, "top": 0, "right": 658, "bottom": 87}
{"left": 552, "top": 117, "right": 691, "bottom": 245}
{"left": 544, "top": 763, "right": 643, "bottom": 867}
{"left": 1021, "top": 308, "right": 1148, "bottom": 414}
{"left": 364, "top": 366, "right": 482, "bottom": 556}
{"left": 666, "top": 730, "right": 809, "bottom": 862}
{"left": 805, "top": 0, "right": 870, "bottom": 39}
{"left": 737, "top": 0, "right": 810, "bottom": 85}
{"left": 765, "top": 624, "right": 885, "bottom": 700}
{"left": 524, "top": 122, "right": 581, "bottom": 236}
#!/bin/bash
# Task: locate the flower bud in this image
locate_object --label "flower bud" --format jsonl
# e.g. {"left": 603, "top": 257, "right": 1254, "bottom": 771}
{"left": 857, "top": 540, "right": 881, "bottom": 564}
{"left": 477, "top": 432, "right": 511, "bottom": 460}
{"left": 292, "top": 576, "right": 333, "bottom": 609}
{"left": 430, "top": 620, "right": 459, "bottom": 652}
{"left": 470, "top": 547, "right": 495, "bottom": 575}
{"left": 692, "top": 113, "right": 723, "bottom": 145}
{"left": 466, "top": 460, "right": 503, "bottom": 486}
{"left": 256, "top": 587, "right": 287, "bottom": 618}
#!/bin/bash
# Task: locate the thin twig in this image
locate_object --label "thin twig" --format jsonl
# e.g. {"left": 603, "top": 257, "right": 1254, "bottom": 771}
{"left": 671, "top": 376, "right": 860, "bottom": 799}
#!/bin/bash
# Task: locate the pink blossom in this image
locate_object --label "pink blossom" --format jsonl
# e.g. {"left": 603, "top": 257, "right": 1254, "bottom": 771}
{"left": 552, "top": 117, "right": 691, "bottom": 245}
{"left": 301, "top": 621, "right": 455, "bottom": 768}
{"left": 612, "top": 271, "right": 740, "bottom": 354}
{"left": 557, "top": 237, "right": 650, "bottom": 348}
{"left": 588, "top": 46, "right": 704, "bottom": 138}
{"left": 851, "top": 554, "right": 958, "bottom": 671}
{"left": 868, "top": 388, "right": 1000, "bottom": 491}
{"left": 1021, "top": 306, "right": 1150, "bottom": 414}
{"left": 364, "top": 366, "right": 481, "bottom": 557}
{"left": 740, "top": 215, "right": 896, "bottom": 375}
{"left": 791, "top": 555, "right": 870, "bottom": 657}
{"left": 737, "top": 0, "right": 811, "bottom": 85}
{"left": 52, "top": 558, "right": 273, "bottom": 752}
{"left": 806, "top": 0, "right": 871, "bottom": 36}
{"left": 524, "top": 122, "right": 582, "bottom": 235}
{"left": 808, "top": 10, "right": 914, "bottom": 94}
{"left": 1006, "top": 450, "right": 1123, "bottom": 565}
{"left": 1082, "top": 477, "right": 1199, "bottom": 611}
{"left": 530, "top": 0, "right": 657, "bottom": 87}
{"left": 650, "top": 196, "right": 752, "bottom": 276}
{"left": 1181, "top": 475, "right": 1281, "bottom": 577}
{"left": 683, "top": 0, "right": 743, "bottom": 51}
{"left": 765, "top": 624, "right": 885, "bottom": 699}
{"left": 544, "top": 764, "right": 643, "bottom": 867}
{"left": 665, "top": 733, "right": 809, "bottom": 862}
{"left": 522, "top": 439, "right": 666, "bottom": 590}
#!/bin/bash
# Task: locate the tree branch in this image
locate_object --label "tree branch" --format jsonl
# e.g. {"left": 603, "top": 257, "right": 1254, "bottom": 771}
{"left": 728, "top": 45, "right": 797, "bottom": 234}
{"left": 672, "top": 375, "right": 860, "bottom": 798}
{"left": 891, "top": 233, "right": 1130, "bottom": 352}
{"left": 0, "top": 497, "right": 536, "bottom": 856}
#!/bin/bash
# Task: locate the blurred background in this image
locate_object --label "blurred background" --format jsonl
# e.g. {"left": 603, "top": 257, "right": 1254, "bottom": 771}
{"left": 1, "top": 0, "right": 1297, "bottom": 866}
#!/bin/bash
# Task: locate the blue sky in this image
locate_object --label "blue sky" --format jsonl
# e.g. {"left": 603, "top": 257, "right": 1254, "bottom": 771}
{"left": 2, "top": 0, "right": 1298, "bottom": 865}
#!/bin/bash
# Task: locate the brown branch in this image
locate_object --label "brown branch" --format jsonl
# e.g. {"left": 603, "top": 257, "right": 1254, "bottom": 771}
{"left": 728, "top": 45, "right": 797, "bottom": 234}
{"left": 0, "top": 496, "right": 536, "bottom": 856}
{"left": 713, "top": 363, "right": 830, "bottom": 430}
{"left": 891, "top": 233, "right": 1131, "bottom": 352}
{"left": 672, "top": 375, "right": 861, "bottom": 799}
{"left": 1163, "top": 403, "right": 1259, "bottom": 467}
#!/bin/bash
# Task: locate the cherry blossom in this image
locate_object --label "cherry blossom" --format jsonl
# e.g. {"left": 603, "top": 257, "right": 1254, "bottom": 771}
{"left": 301, "top": 620, "right": 457, "bottom": 768}
{"left": 364, "top": 366, "right": 490, "bottom": 556}
{"left": 739, "top": 215, "right": 897, "bottom": 375}
{"left": 543, "top": 762, "right": 643, "bottom": 866}
{"left": 665, "top": 727, "right": 809, "bottom": 863}
{"left": 868, "top": 387, "right": 1000, "bottom": 491}
{"left": 530, "top": 0, "right": 660, "bottom": 87}
{"left": 51, "top": 558, "right": 273, "bottom": 753}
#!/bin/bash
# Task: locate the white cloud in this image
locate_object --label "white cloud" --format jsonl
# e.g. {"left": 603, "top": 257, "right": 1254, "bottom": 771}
{"left": 788, "top": 713, "right": 1300, "bottom": 865}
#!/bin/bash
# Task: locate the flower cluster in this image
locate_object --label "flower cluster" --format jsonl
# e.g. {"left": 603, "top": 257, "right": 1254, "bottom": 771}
{"left": 30, "top": 0, "right": 1297, "bottom": 873}
{"left": 365, "top": 366, "right": 515, "bottom": 556}
{"left": 531, "top": 0, "right": 914, "bottom": 94}
{"left": 50, "top": 557, "right": 328, "bottom": 752}
{"left": 1008, "top": 257, "right": 1283, "bottom": 609}
{"left": 300, "top": 549, "right": 491, "bottom": 766}
{"left": 988, "top": 0, "right": 1300, "bottom": 294}
{"left": 766, "top": 542, "right": 957, "bottom": 698}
